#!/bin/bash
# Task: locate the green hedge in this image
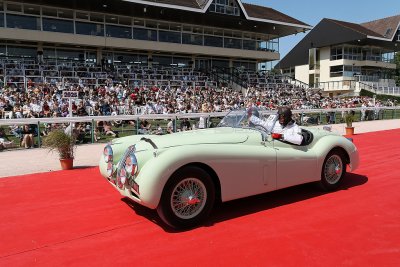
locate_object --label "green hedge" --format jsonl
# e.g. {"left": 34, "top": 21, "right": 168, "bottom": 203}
{"left": 360, "top": 89, "right": 400, "bottom": 103}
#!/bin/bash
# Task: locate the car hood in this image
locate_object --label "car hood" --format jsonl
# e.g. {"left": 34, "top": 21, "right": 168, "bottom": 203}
{"left": 113, "top": 127, "right": 249, "bottom": 150}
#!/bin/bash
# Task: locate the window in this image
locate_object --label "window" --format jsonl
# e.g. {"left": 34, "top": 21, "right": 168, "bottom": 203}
{"left": 6, "top": 3, "right": 22, "bottom": 12}
{"left": 343, "top": 46, "right": 361, "bottom": 60}
{"left": 152, "top": 55, "right": 172, "bottom": 66}
{"left": 224, "top": 37, "right": 241, "bottom": 49}
{"left": 330, "top": 65, "right": 343, "bottom": 77}
{"left": 106, "top": 25, "right": 132, "bottom": 39}
{"left": 133, "top": 27, "right": 157, "bottom": 41}
{"left": 159, "top": 31, "right": 181, "bottom": 43}
{"left": 76, "top": 21, "right": 104, "bottom": 36}
{"left": 7, "top": 46, "right": 37, "bottom": 58}
{"left": 243, "top": 39, "right": 256, "bottom": 50}
{"left": 42, "top": 7, "right": 58, "bottom": 17}
{"left": 209, "top": 0, "right": 240, "bottom": 16}
{"left": 331, "top": 46, "right": 343, "bottom": 60}
{"left": 24, "top": 5, "right": 40, "bottom": 15}
{"left": 76, "top": 11, "right": 89, "bottom": 20}
{"left": 204, "top": 36, "right": 223, "bottom": 47}
{"left": 56, "top": 49, "right": 81, "bottom": 61}
{"left": 90, "top": 13, "right": 104, "bottom": 23}
{"left": 42, "top": 18, "right": 74, "bottom": 33}
{"left": 57, "top": 10, "right": 73, "bottom": 19}
{"left": 182, "top": 33, "right": 203, "bottom": 45}
{"left": 6, "top": 14, "right": 39, "bottom": 30}
{"left": 343, "top": 65, "right": 361, "bottom": 77}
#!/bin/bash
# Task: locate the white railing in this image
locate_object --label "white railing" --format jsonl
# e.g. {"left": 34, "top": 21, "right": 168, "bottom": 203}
{"left": 1, "top": 107, "right": 399, "bottom": 126}
{"left": 375, "top": 87, "right": 400, "bottom": 96}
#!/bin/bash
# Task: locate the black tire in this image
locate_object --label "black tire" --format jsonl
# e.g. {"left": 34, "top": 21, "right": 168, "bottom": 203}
{"left": 157, "top": 166, "right": 215, "bottom": 229}
{"left": 319, "top": 149, "right": 346, "bottom": 191}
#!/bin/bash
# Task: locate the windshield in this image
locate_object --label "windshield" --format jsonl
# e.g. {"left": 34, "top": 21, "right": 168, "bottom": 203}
{"left": 217, "top": 109, "right": 278, "bottom": 134}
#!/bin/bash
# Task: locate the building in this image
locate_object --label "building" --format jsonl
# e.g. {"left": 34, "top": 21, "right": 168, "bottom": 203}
{"left": 278, "top": 15, "right": 400, "bottom": 97}
{"left": 0, "top": 0, "right": 310, "bottom": 71}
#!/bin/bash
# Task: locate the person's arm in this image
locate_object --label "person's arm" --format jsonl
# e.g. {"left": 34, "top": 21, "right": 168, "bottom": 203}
{"left": 249, "top": 115, "right": 274, "bottom": 131}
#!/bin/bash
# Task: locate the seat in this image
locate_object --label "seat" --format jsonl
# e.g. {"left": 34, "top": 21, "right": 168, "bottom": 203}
{"left": 300, "top": 129, "right": 314, "bottom": 146}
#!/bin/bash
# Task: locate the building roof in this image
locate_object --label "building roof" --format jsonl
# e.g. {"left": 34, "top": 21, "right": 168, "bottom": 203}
{"left": 122, "top": 0, "right": 311, "bottom": 28}
{"left": 277, "top": 15, "right": 400, "bottom": 70}
{"left": 327, "top": 19, "right": 385, "bottom": 38}
{"left": 140, "top": 0, "right": 201, "bottom": 9}
{"left": 361, "top": 15, "right": 400, "bottom": 40}
{"left": 242, "top": 3, "right": 309, "bottom": 26}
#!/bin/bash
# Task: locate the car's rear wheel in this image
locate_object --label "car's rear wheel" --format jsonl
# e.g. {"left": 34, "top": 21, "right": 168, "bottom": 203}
{"left": 157, "top": 166, "right": 215, "bottom": 229}
{"left": 319, "top": 149, "right": 346, "bottom": 191}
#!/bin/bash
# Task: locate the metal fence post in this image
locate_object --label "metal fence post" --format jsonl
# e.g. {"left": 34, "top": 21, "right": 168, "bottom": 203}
{"left": 91, "top": 119, "right": 95, "bottom": 143}
{"left": 136, "top": 117, "right": 139, "bottom": 135}
{"left": 37, "top": 121, "right": 41, "bottom": 148}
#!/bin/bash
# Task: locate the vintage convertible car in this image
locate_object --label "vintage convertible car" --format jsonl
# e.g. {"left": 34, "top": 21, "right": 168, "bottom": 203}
{"left": 99, "top": 109, "right": 359, "bottom": 229}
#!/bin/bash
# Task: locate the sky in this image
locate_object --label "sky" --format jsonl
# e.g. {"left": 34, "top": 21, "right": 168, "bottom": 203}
{"left": 246, "top": 0, "right": 400, "bottom": 59}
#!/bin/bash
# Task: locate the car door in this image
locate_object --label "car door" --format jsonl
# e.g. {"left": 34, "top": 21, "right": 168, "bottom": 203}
{"left": 273, "top": 140, "right": 318, "bottom": 189}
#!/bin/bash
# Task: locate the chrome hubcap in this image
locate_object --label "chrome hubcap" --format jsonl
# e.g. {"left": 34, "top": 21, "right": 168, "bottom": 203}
{"left": 324, "top": 154, "right": 343, "bottom": 184}
{"left": 171, "top": 178, "right": 207, "bottom": 219}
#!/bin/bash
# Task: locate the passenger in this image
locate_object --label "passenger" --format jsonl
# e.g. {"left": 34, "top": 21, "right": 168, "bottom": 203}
{"left": 248, "top": 106, "right": 303, "bottom": 145}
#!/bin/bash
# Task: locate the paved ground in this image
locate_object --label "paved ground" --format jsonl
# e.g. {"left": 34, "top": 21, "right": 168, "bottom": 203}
{"left": 1, "top": 119, "right": 399, "bottom": 178}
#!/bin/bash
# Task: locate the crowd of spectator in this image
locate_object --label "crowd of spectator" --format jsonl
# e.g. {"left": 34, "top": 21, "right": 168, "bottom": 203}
{"left": 0, "top": 60, "right": 398, "bottom": 150}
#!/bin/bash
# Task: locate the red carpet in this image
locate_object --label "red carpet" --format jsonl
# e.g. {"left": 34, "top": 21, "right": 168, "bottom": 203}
{"left": 1, "top": 129, "right": 399, "bottom": 267}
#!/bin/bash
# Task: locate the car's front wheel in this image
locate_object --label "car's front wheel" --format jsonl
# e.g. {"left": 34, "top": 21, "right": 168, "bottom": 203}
{"left": 157, "top": 166, "right": 215, "bottom": 229}
{"left": 319, "top": 149, "right": 346, "bottom": 191}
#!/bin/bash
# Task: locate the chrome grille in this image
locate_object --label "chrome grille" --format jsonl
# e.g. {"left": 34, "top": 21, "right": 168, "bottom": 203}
{"left": 117, "top": 145, "right": 135, "bottom": 176}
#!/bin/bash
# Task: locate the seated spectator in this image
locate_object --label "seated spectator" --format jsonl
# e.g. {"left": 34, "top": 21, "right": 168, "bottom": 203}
{"left": 138, "top": 119, "right": 151, "bottom": 134}
{"left": 75, "top": 123, "right": 87, "bottom": 143}
{"left": 21, "top": 124, "right": 34, "bottom": 149}
{"left": 93, "top": 126, "right": 101, "bottom": 142}
{"left": 0, "top": 127, "right": 14, "bottom": 150}
{"left": 76, "top": 103, "right": 88, "bottom": 116}
{"left": 3, "top": 100, "right": 13, "bottom": 119}
{"left": 103, "top": 121, "right": 118, "bottom": 138}
{"left": 42, "top": 101, "right": 52, "bottom": 117}
{"left": 180, "top": 118, "right": 191, "bottom": 131}
{"left": 10, "top": 125, "right": 22, "bottom": 139}
{"left": 154, "top": 124, "right": 163, "bottom": 135}
{"left": 93, "top": 103, "right": 101, "bottom": 116}
{"left": 13, "top": 103, "right": 23, "bottom": 119}
{"left": 166, "top": 119, "right": 174, "bottom": 134}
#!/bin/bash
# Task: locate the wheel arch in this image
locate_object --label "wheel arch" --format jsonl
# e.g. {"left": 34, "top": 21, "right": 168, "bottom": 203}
{"left": 329, "top": 146, "right": 350, "bottom": 165}
{"left": 170, "top": 162, "right": 222, "bottom": 204}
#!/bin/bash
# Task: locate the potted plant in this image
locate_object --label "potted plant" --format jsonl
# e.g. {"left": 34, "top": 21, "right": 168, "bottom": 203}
{"left": 345, "top": 110, "right": 355, "bottom": 135}
{"left": 43, "top": 129, "right": 76, "bottom": 170}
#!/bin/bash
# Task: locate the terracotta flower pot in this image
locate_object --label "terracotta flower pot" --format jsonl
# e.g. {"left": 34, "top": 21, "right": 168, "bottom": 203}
{"left": 345, "top": 127, "right": 354, "bottom": 136}
{"left": 60, "top": 158, "right": 74, "bottom": 170}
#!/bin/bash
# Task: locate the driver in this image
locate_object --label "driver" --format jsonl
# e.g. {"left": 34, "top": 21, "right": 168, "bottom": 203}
{"left": 248, "top": 106, "right": 303, "bottom": 145}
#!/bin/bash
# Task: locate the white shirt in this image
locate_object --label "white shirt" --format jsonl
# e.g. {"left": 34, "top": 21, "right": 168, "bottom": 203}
{"left": 249, "top": 115, "right": 303, "bottom": 145}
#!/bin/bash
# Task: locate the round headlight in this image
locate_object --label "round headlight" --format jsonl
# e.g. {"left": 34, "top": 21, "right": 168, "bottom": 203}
{"left": 117, "top": 168, "right": 127, "bottom": 189}
{"left": 124, "top": 154, "right": 138, "bottom": 176}
{"left": 106, "top": 162, "right": 113, "bottom": 177}
{"left": 103, "top": 145, "right": 113, "bottom": 163}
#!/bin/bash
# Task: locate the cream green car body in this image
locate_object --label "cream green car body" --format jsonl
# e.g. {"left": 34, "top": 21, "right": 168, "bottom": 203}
{"left": 99, "top": 110, "right": 359, "bottom": 229}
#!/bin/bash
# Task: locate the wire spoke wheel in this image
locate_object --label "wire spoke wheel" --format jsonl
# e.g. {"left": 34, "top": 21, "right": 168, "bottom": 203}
{"left": 157, "top": 166, "right": 215, "bottom": 229}
{"left": 171, "top": 178, "right": 207, "bottom": 219}
{"left": 319, "top": 149, "right": 346, "bottom": 191}
{"left": 324, "top": 154, "right": 343, "bottom": 184}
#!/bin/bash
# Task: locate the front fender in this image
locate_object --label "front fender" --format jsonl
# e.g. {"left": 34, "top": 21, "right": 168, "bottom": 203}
{"left": 135, "top": 145, "right": 217, "bottom": 209}
{"left": 312, "top": 135, "right": 359, "bottom": 172}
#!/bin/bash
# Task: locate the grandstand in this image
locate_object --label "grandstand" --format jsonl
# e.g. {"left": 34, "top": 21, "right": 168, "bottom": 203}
{"left": 0, "top": 0, "right": 310, "bottom": 72}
